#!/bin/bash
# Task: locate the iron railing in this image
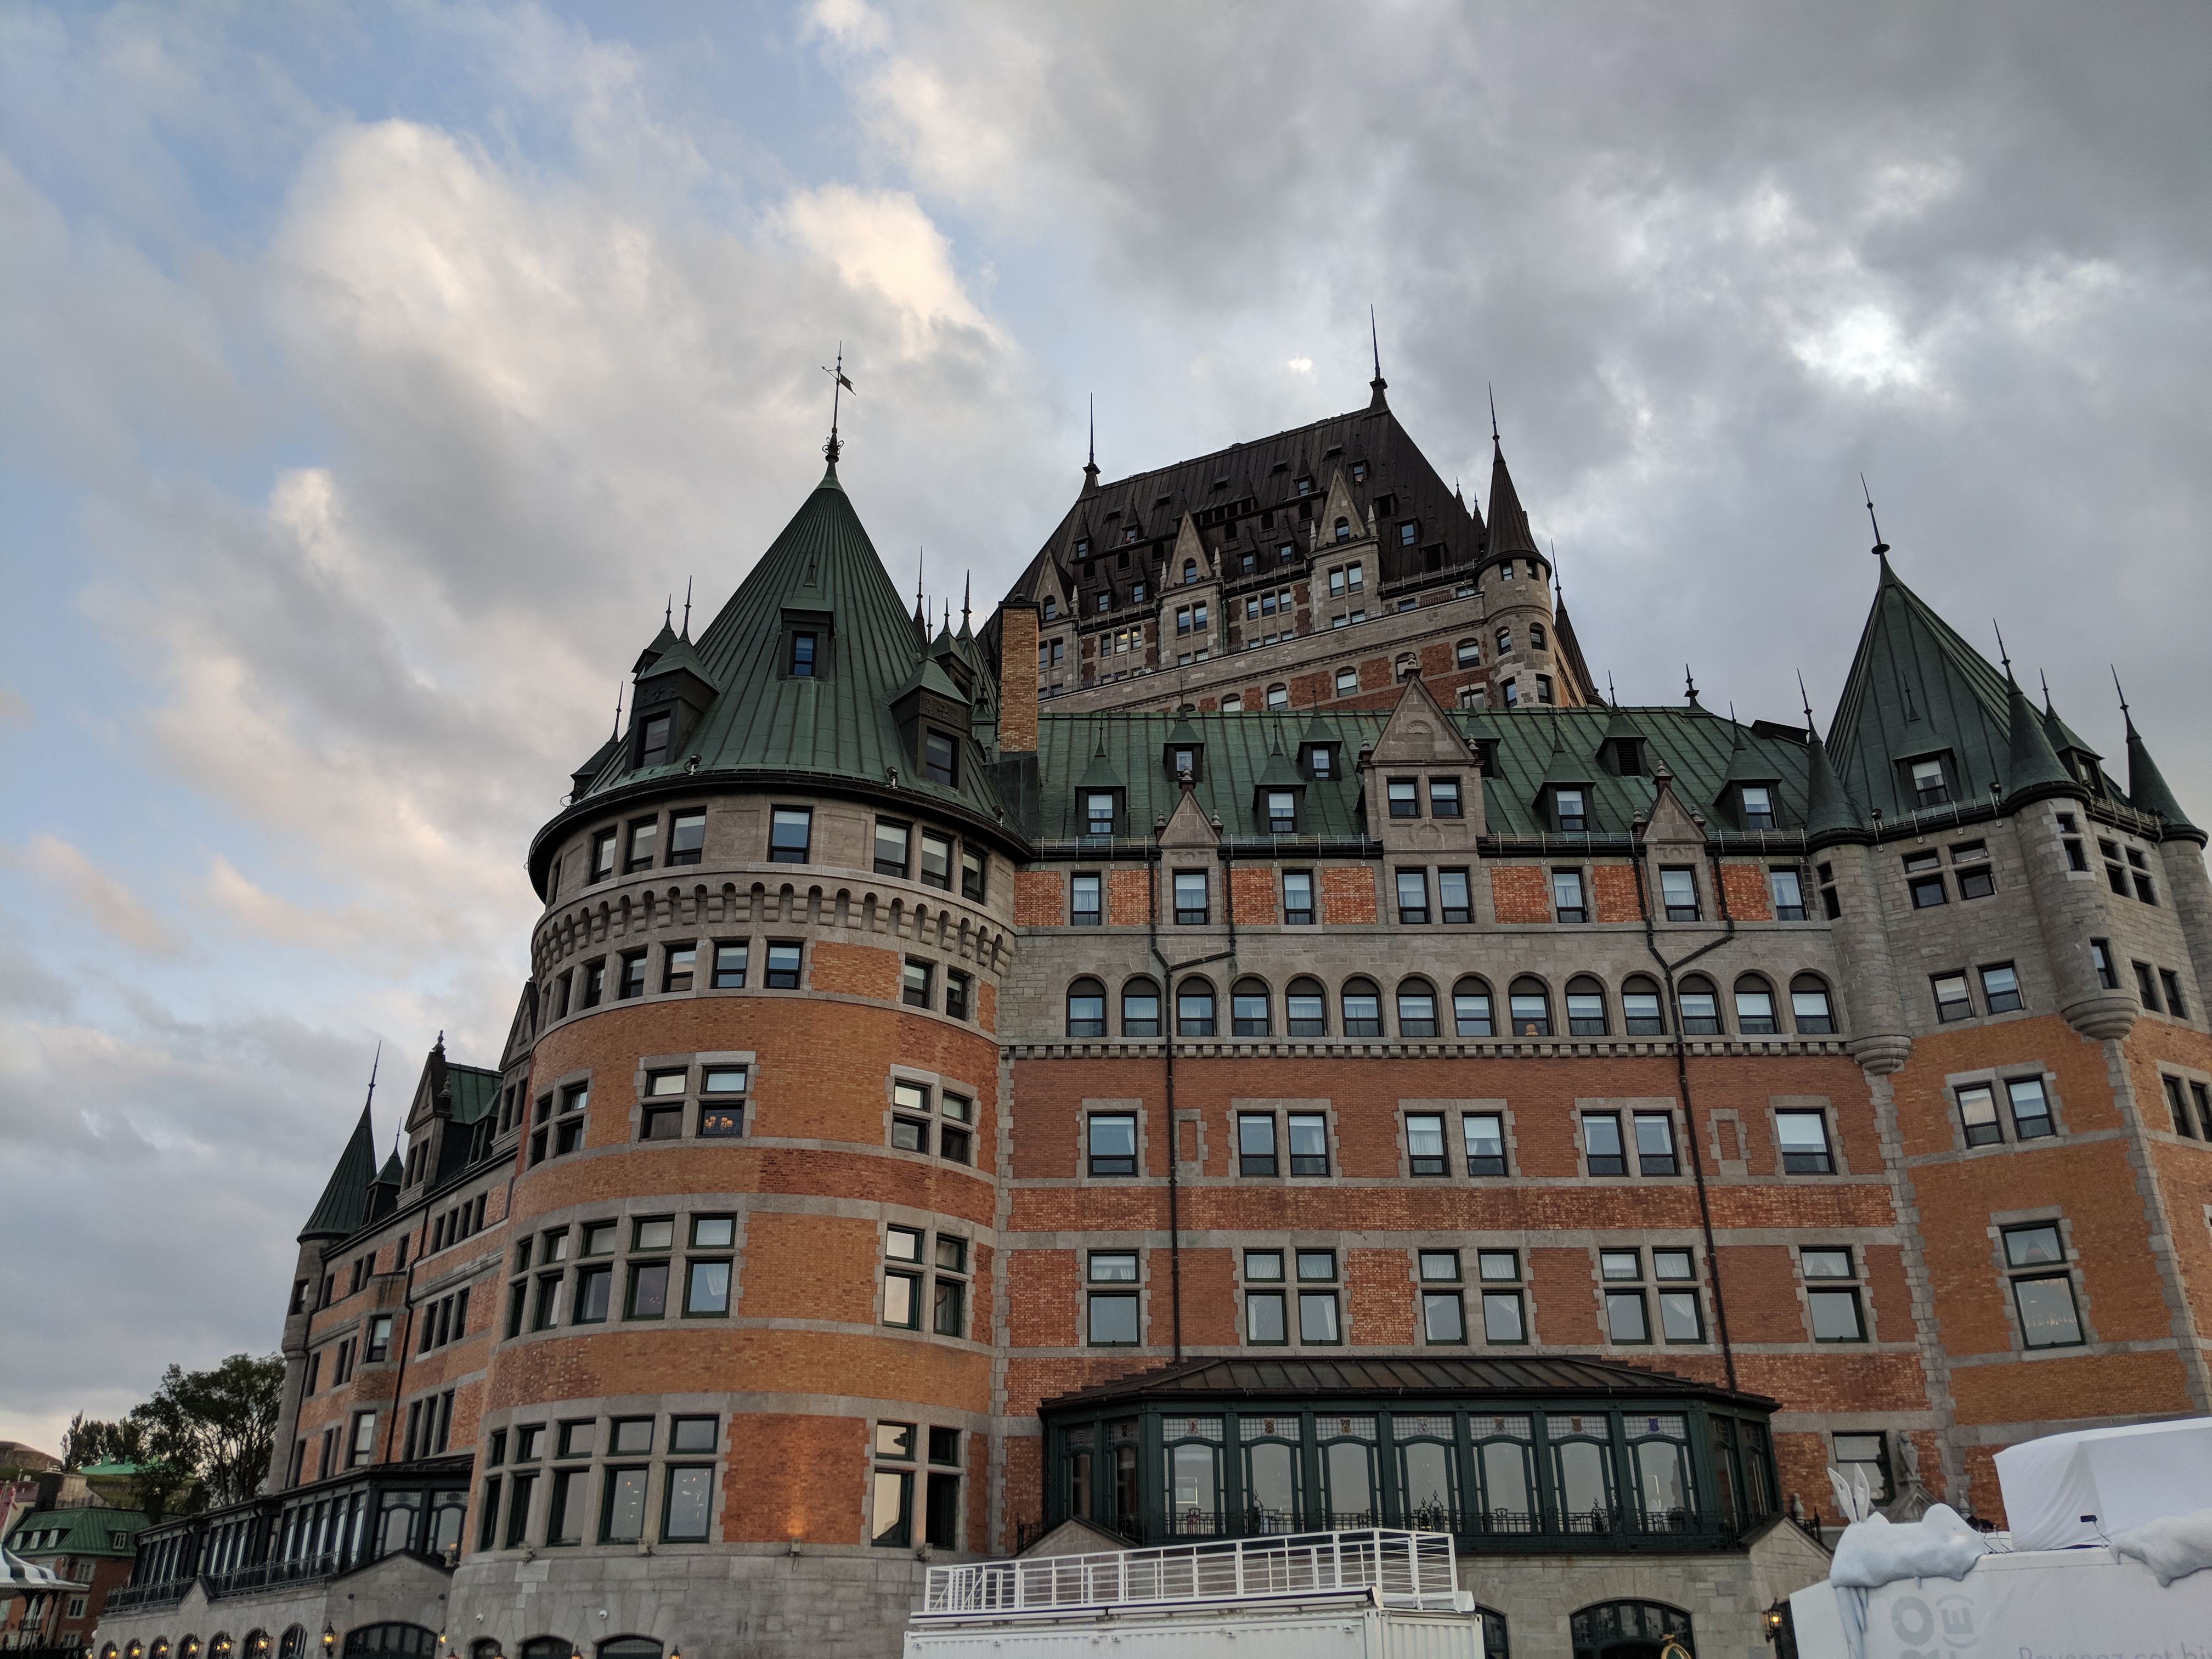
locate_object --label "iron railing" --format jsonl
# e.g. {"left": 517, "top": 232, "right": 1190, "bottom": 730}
{"left": 923, "top": 1528, "right": 1460, "bottom": 1618}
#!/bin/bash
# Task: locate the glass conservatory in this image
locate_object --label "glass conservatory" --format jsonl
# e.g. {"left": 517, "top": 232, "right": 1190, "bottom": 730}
{"left": 1037, "top": 1355, "right": 1778, "bottom": 1552}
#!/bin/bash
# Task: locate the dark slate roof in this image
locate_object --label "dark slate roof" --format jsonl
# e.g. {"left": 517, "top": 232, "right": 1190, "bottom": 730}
{"left": 1012, "top": 702, "right": 1827, "bottom": 843}
{"left": 2124, "top": 713, "right": 2204, "bottom": 840}
{"left": 446, "top": 1064, "right": 501, "bottom": 1126}
{"left": 1040, "top": 1354, "right": 1776, "bottom": 1412}
{"left": 567, "top": 464, "right": 1000, "bottom": 827}
{"left": 300, "top": 1103, "right": 377, "bottom": 1242}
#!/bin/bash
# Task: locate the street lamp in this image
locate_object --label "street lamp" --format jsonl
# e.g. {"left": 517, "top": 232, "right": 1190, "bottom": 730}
{"left": 320, "top": 1628, "right": 336, "bottom": 1656}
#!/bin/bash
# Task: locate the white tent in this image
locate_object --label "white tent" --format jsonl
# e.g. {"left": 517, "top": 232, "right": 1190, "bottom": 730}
{"left": 1993, "top": 1415, "right": 2212, "bottom": 1550}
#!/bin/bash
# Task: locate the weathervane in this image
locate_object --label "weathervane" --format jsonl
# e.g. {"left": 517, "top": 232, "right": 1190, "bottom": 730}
{"left": 823, "top": 344, "right": 855, "bottom": 464}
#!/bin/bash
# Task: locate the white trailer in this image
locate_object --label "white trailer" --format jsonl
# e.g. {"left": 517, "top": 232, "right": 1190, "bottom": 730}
{"left": 904, "top": 1529, "right": 1486, "bottom": 1659}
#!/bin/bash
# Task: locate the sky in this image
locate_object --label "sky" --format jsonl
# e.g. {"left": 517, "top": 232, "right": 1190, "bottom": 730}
{"left": 2, "top": 1, "right": 2208, "bottom": 1455}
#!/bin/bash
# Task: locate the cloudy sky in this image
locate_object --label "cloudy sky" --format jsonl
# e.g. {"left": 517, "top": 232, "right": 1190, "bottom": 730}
{"left": 3, "top": 1, "right": 2208, "bottom": 1453}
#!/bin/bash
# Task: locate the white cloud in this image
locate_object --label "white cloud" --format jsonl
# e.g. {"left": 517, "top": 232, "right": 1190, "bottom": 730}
{"left": 5, "top": 834, "right": 187, "bottom": 955}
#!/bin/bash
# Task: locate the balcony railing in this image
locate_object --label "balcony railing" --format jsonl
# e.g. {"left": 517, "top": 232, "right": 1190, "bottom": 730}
{"left": 923, "top": 1528, "right": 1462, "bottom": 1619}
{"left": 207, "top": 1555, "right": 340, "bottom": 1600}
{"left": 103, "top": 1579, "right": 194, "bottom": 1613}
{"left": 1116, "top": 1505, "right": 1743, "bottom": 1553}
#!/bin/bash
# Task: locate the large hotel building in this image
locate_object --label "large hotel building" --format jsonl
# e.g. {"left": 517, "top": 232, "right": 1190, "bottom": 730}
{"left": 95, "top": 370, "right": 2211, "bottom": 1659}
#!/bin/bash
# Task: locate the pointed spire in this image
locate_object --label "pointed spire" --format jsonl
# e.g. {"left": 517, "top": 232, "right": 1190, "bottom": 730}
{"left": 1861, "top": 473, "right": 1891, "bottom": 562}
{"left": 2004, "top": 654, "right": 2074, "bottom": 806}
{"left": 961, "top": 573, "right": 972, "bottom": 634}
{"left": 1485, "top": 407, "right": 1539, "bottom": 563}
{"left": 2115, "top": 671, "right": 2203, "bottom": 838}
{"left": 300, "top": 1099, "right": 380, "bottom": 1241}
{"left": 1082, "top": 396, "right": 1101, "bottom": 495}
{"left": 822, "top": 343, "right": 854, "bottom": 467}
{"left": 1368, "top": 306, "right": 1387, "bottom": 408}
{"left": 1684, "top": 664, "right": 1703, "bottom": 709}
{"left": 681, "top": 578, "right": 693, "bottom": 640}
{"left": 611, "top": 680, "right": 624, "bottom": 741}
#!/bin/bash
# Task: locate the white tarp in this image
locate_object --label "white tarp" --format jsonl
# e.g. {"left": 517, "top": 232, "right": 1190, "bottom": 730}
{"left": 1993, "top": 1415, "right": 2212, "bottom": 1550}
{"left": 1792, "top": 1545, "right": 2212, "bottom": 1659}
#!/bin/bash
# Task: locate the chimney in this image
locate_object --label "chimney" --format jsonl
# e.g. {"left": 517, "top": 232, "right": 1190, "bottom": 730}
{"left": 998, "top": 601, "right": 1041, "bottom": 754}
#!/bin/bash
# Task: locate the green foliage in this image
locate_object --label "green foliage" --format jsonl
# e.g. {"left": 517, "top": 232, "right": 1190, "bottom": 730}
{"left": 66, "top": 1353, "right": 285, "bottom": 1516}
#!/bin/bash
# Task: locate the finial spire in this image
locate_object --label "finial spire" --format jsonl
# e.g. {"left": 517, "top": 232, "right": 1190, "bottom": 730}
{"left": 1798, "top": 669, "right": 1816, "bottom": 732}
{"left": 1370, "top": 306, "right": 1381, "bottom": 381}
{"left": 822, "top": 343, "right": 854, "bottom": 465}
{"left": 1993, "top": 620, "right": 2012, "bottom": 678}
{"left": 681, "top": 577, "right": 692, "bottom": 639}
{"left": 1684, "top": 664, "right": 1699, "bottom": 704}
{"left": 2040, "top": 668, "right": 2053, "bottom": 710}
{"left": 1860, "top": 473, "right": 1889, "bottom": 557}
{"left": 611, "top": 680, "right": 623, "bottom": 741}
{"left": 1488, "top": 383, "right": 1500, "bottom": 446}
{"left": 365, "top": 1041, "right": 381, "bottom": 1109}
{"left": 1607, "top": 670, "right": 1617, "bottom": 706}
{"left": 961, "top": 573, "right": 971, "bottom": 629}
{"left": 664, "top": 592, "right": 672, "bottom": 628}
{"left": 2112, "top": 664, "right": 2134, "bottom": 731}
{"left": 1082, "top": 396, "right": 1101, "bottom": 492}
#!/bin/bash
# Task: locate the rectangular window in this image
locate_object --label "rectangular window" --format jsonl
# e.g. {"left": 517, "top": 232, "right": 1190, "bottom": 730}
{"left": 1065, "top": 871, "right": 1104, "bottom": 927}
{"left": 1430, "top": 778, "right": 1462, "bottom": 818}
{"left": 1957, "top": 1083, "right": 2002, "bottom": 1146}
{"left": 683, "top": 1259, "right": 731, "bottom": 1317}
{"left": 1980, "top": 963, "right": 2022, "bottom": 1013}
{"left": 2005, "top": 1225, "right": 2081, "bottom": 1346}
{"left": 961, "top": 847, "right": 986, "bottom": 901}
{"left": 626, "top": 1259, "right": 669, "bottom": 1319}
{"left": 1953, "top": 840, "right": 1995, "bottom": 900}
{"left": 1583, "top": 1113, "right": 1626, "bottom": 1176}
{"left": 1833, "top": 1435, "right": 1893, "bottom": 1504}
{"left": 1089, "top": 1113, "right": 1137, "bottom": 1176}
{"left": 1238, "top": 1113, "right": 1278, "bottom": 1177}
{"left": 1933, "top": 972, "right": 1974, "bottom": 1022}
{"left": 1432, "top": 867, "right": 1472, "bottom": 925}
{"left": 768, "top": 806, "right": 812, "bottom": 863}
{"left": 2092, "top": 939, "right": 2118, "bottom": 989}
{"left": 1551, "top": 868, "right": 1587, "bottom": 923}
{"left": 668, "top": 810, "right": 705, "bottom": 866}
{"left": 1245, "top": 1281, "right": 1287, "bottom": 1344}
{"left": 1423, "top": 1279, "right": 1466, "bottom": 1343}
{"left": 2192, "top": 1081, "right": 2212, "bottom": 1139}
{"left": 1454, "top": 985, "right": 1493, "bottom": 1037}
{"left": 1265, "top": 791, "right": 1297, "bottom": 833}
{"left": 1297, "top": 1286, "right": 1342, "bottom": 1345}
{"left": 1396, "top": 869, "right": 1430, "bottom": 924}
{"left": 1282, "top": 870, "right": 1314, "bottom": 926}
{"left": 874, "top": 820, "right": 911, "bottom": 878}
{"left": 1906, "top": 851, "right": 1948, "bottom": 909}
{"left": 944, "top": 969, "right": 970, "bottom": 1022}
{"left": 618, "top": 949, "right": 647, "bottom": 999}
{"left": 1087, "top": 1254, "right": 1140, "bottom": 1346}
{"left": 919, "top": 830, "right": 953, "bottom": 890}
{"left": 579, "top": 960, "right": 605, "bottom": 1009}
{"left": 1634, "top": 1112, "right": 1678, "bottom": 1175}
{"left": 923, "top": 729, "right": 958, "bottom": 787}
{"left": 1741, "top": 785, "right": 1776, "bottom": 830}
{"left": 1173, "top": 870, "right": 1208, "bottom": 924}
{"left": 901, "top": 957, "right": 933, "bottom": 1008}
{"left": 1605, "top": 1288, "right": 1650, "bottom": 1344}
{"left": 1776, "top": 1110, "right": 1834, "bottom": 1173}
{"left": 662, "top": 1466, "right": 712, "bottom": 1542}
{"left": 2157, "top": 967, "right": 2185, "bottom": 1016}
{"left": 591, "top": 828, "right": 617, "bottom": 883}
{"left": 1406, "top": 1113, "right": 1447, "bottom": 1176}
{"left": 765, "top": 941, "right": 802, "bottom": 989}
{"left": 1086, "top": 793, "right": 1116, "bottom": 837}
{"left": 600, "top": 1467, "right": 648, "bottom": 1543}
{"left": 504, "top": 1471, "right": 537, "bottom": 1546}
{"left": 1909, "top": 755, "right": 1950, "bottom": 806}
{"left": 2007, "top": 1076, "right": 2053, "bottom": 1139}
{"left": 1770, "top": 867, "right": 1807, "bottom": 920}
{"left": 1554, "top": 788, "right": 1585, "bottom": 831}
{"left": 573, "top": 1265, "right": 612, "bottom": 1324}
{"left": 624, "top": 817, "right": 659, "bottom": 873}
{"left": 1288, "top": 1113, "right": 1329, "bottom": 1175}
{"left": 1463, "top": 1113, "right": 1506, "bottom": 1176}
{"left": 1660, "top": 867, "right": 1700, "bottom": 920}
{"left": 1809, "top": 1287, "right": 1866, "bottom": 1342}
{"left": 1387, "top": 778, "right": 1419, "bottom": 817}
{"left": 711, "top": 941, "right": 747, "bottom": 988}
{"left": 662, "top": 944, "right": 696, "bottom": 993}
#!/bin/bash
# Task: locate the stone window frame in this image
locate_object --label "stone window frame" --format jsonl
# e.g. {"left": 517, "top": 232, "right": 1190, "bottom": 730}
{"left": 1791, "top": 1242, "right": 1875, "bottom": 1346}
{"left": 883, "top": 1064, "right": 985, "bottom": 1171}
{"left": 1984, "top": 1207, "right": 2096, "bottom": 1357}
{"left": 1395, "top": 1098, "right": 1515, "bottom": 1182}
{"left": 2153, "top": 1060, "right": 2212, "bottom": 1139}
{"left": 1077, "top": 1097, "right": 1147, "bottom": 1185}
{"left": 629, "top": 1049, "right": 755, "bottom": 1144}
{"left": 876, "top": 1215, "right": 976, "bottom": 1346}
{"left": 528, "top": 1065, "right": 594, "bottom": 1170}
{"left": 1233, "top": 1239, "right": 1346, "bottom": 1349}
{"left": 1573, "top": 1096, "right": 1683, "bottom": 1182}
{"left": 1765, "top": 1095, "right": 1850, "bottom": 1178}
{"left": 1080, "top": 1246, "right": 1147, "bottom": 1348}
{"left": 1227, "top": 1097, "right": 1338, "bottom": 1182}
{"left": 1941, "top": 1062, "right": 2069, "bottom": 1156}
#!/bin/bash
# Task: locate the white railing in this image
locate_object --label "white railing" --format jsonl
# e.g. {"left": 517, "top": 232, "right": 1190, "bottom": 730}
{"left": 921, "top": 1528, "right": 1460, "bottom": 1618}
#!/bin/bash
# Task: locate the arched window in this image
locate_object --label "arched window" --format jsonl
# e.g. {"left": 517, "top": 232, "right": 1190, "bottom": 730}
{"left": 1267, "top": 683, "right": 1289, "bottom": 709}
{"left": 1121, "top": 977, "right": 1160, "bottom": 1037}
{"left": 1285, "top": 977, "right": 1328, "bottom": 1037}
{"left": 1496, "top": 627, "right": 1512, "bottom": 655}
{"left": 1569, "top": 1601, "right": 1694, "bottom": 1659}
{"left": 1565, "top": 976, "right": 1609, "bottom": 1036}
{"left": 1790, "top": 973, "right": 1836, "bottom": 1034}
{"left": 1734, "top": 975, "right": 1778, "bottom": 1034}
{"left": 1334, "top": 516, "right": 1351, "bottom": 542}
{"left": 1453, "top": 977, "right": 1494, "bottom": 1037}
{"left": 518, "top": 1642, "right": 571, "bottom": 1659}
{"left": 1530, "top": 622, "right": 1548, "bottom": 650}
{"left": 105, "top": 1646, "right": 121, "bottom": 1659}
{"left": 1621, "top": 975, "right": 1665, "bottom": 1036}
{"left": 599, "top": 1642, "right": 661, "bottom": 1659}
{"left": 1678, "top": 974, "right": 1721, "bottom": 1035}
{"left": 470, "top": 1644, "right": 503, "bottom": 1659}
{"left": 152, "top": 1644, "right": 169, "bottom": 1659}
{"left": 1221, "top": 693, "right": 1243, "bottom": 712}
{"left": 343, "top": 1630, "right": 438, "bottom": 1659}
{"left": 1231, "top": 978, "right": 1272, "bottom": 1036}
{"left": 1456, "top": 639, "right": 1480, "bottom": 668}
{"left": 1396, "top": 978, "right": 1438, "bottom": 1037}
{"left": 1067, "top": 978, "right": 1106, "bottom": 1037}
{"left": 278, "top": 1633, "right": 305, "bottom": 1659}
{"left": 1508, "top": 977, "right": 1551, "bottom": 1037}
{"left": 180, "top": 1639, "right": 199, "bottom": 1659}
{"left": 1177, "top": 977, "right": 1216, "bottom": 1037}
{"left": 241, "top": 1632, "right": 268, "bottom": 1659}
{"left": 1477, "top": 1607, "right": 1511, "bottom": 1659}
{"left": 1182, "top": 558, "right": 1198, "bottom": 585}
{"left": 1341, "top": 977, "right": 1383, "bottom": 1037}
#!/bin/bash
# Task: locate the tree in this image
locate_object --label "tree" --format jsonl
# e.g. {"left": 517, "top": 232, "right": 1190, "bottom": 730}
{"left": 66, "top": 1353, "right": 285, "bottom": 1516}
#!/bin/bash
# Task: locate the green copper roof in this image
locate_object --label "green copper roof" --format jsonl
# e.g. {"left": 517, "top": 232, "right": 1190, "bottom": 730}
{"left": 5, "top": 1506, "right": 148, "bottom": 1559}
{"left": 446, "top": 1063, "right": 502, "bottom": 1125}
{"left": 2003, "top": 670, "right": 2074, "bottom": 805}
{"left": 567, "top": 465, "right": 1000, "bottom": 826}
{"left": 300, "top": 1104, "right": 377, "bottom": 1242}
{"left": 2125, "top": 713, "right": 2204, "bottom": 840}
{"left": 1829, "top": 557, "right": 2053, "bottom": 819}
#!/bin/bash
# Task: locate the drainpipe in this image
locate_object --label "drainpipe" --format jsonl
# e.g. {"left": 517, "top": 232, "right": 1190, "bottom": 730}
{"left": 1633, "top": 835, "right": 1740, "bottom": 1391}
{"left": 381, "top": 1219, "right": 425, "bottom": 1463}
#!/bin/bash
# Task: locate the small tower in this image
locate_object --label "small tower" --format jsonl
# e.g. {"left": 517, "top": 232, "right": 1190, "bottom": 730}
{"left": 1476, "top": 425, "right": 1566, "bottom": 709}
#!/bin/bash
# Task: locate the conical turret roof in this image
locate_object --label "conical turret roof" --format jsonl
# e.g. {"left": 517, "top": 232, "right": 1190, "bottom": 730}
{"left": 300, "top": 1104, "right": 377, "bottom": 1242}
{"left": 1485, "top": 443, "right": 1539, "bottom": 561}
{"left": 2003, "top": 669, "right": 2075, "bottom": 806}
{"left": 558, "top": 464, "right": 1003, "bottom": 832}
{"left": 2124, "top": 712, "right": 2204, "bottom": 842}
{"left": 1802, "top": 729, "right": 1865, "bottom": 845}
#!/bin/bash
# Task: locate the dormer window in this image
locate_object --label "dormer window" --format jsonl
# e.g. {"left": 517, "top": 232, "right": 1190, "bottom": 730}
{"left": 638, "top": 713, "right": 672, "bottom": 768}
{"left": 1124, "top": 526, "right": 1140, "bottom": 543}
{"left": 924, "top": 730, "right": 957, "bottom": 787}
{"left": 1903, "top": 753, "right": 1954, "bottom": 808}
{"left": 1741, "top": 786, "right": 1776, "bottom": 830}
{"left": 1182, "top": 559, "right": 1198, "bottom": 585}
{"left": 1085, "top": 793, "right": 1118, "bottom": 838}
{"left": 1610, "top": 737, "right": 1644, "bottom": 775}
{"left": 1334, "top": 517, "right": 1351, "bottom": 541}
{"left": 1266, "top": 792, "right": 1297, "bottom": 833}
{"left": 789, "top": 634, "right": 817, "bottom": 676}
{"left": 1043, "top": 596, "right": 1058, "bottom": 620}
{"left": 1554, "top": 788, "right": 1587, "bottom": 832}
{"left": 1399, "top": 522, "right": 1417, "bottom": 546}
{"left": 1132, "top": 580, "right": 1147, "bottom": 603}
{"left": 1351, "top": 461, "right": 1368, "bottom": 482}
{"left": 1296, "top": 475, "right": 1314, "bottom": 496}
{"left": 1170, "top": 746, "right": 1198, "bottom": 779}
{"left": 1306, "top": 745, "right": 1334, "bottom": 780}
{"left": 1097, "top": 590, "right": 1111, "bottom": 613}
{"left": 1075, "top": 539, "right": 1089, "bottom": 556}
